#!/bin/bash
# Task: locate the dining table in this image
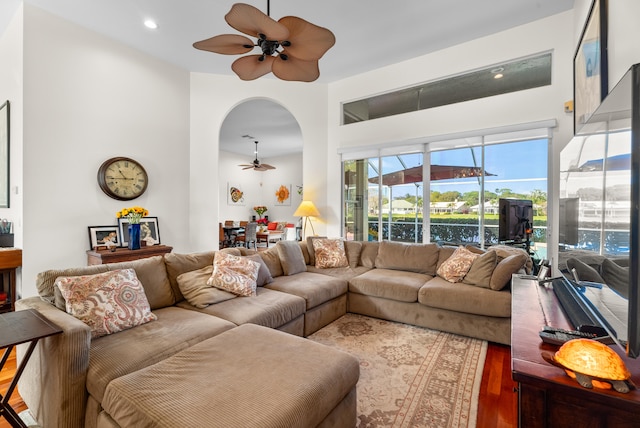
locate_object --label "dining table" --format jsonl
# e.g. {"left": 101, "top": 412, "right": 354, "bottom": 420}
{"left": 222, "top": 226, "right": 244, "bottom": 246}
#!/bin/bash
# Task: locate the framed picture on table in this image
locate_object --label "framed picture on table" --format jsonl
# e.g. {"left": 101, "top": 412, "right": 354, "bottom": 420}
{"left": 88, "top": 226, "right": 120, "bottom": 250}
{"left": 118, "top": 217, "right": 161, "bottom": 246}
{"left": 573, "top": 0, "right": 608, "bottom": 134}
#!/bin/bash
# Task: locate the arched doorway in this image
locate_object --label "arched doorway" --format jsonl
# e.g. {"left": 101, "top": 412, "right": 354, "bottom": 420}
{"left": 218, "top": 99, "right": 303, "bottom": 232}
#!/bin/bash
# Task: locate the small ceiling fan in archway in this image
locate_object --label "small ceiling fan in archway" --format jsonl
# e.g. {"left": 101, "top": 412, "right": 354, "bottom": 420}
{"left": 193, "top": 1, "right": 335, "bottom": 82}
{"left": 239, "top": 141, "right": 275, "bottom": 171}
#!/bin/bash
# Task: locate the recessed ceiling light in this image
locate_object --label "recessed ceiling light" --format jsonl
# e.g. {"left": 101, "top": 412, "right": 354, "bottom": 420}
{"left": 491, "top": 67, "right": 504, "bottom": 79}
{"left": 144, "top": 19, "right": 158, "bottom": 30}
{"left": 494, "top": 73, "right": 504, "bottom": 79}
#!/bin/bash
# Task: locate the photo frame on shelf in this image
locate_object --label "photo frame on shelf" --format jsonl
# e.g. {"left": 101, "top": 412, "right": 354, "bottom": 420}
{"left": 88, "top": 225, "right": 120, "bottom": 250}
{"left": 227, "top": 182, "right": 245, "bottom": 206}
{"left": 274, "top": 184, "right": 292, "bottom": 206}
{"left": 118, "top": 217, "right": 161, "bottom": 246}
{"left": 0, "top": 100, "right": 9, "bottom": 208}
{"left": 573, "top": 0, "right": 608, "bottom": 134}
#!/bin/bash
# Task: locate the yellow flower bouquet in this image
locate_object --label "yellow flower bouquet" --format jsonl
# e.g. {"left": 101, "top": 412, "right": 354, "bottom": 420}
{"left": 253, "top": 205, "right": 268, "bottom": 217}
{"left": 116, "top": 206, "right": 149, "bottom": 224}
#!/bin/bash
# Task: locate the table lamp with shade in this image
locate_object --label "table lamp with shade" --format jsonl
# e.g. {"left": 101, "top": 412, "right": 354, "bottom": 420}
{"left": 294, "top": 200, "right": 320, "bottom": 237}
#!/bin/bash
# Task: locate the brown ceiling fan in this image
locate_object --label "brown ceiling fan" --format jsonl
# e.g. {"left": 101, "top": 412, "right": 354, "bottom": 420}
{"left": 193, "top": 1, "right": 335, "bottom": 82}
{"left": 239, "top": 141, "right": 275, "bottom": 171}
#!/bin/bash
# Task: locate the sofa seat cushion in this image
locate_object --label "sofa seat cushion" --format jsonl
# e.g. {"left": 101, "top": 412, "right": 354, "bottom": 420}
{"left": 177, "top": 287, "right": 306, "bottom": 330}
{"left": 349, "top": 268, "right": 431, "bottom": 302}
{"left": 87, "top": 306, "right": 235, "bottom": 403}
{"left": 306, "top": 265, "right": 371, "bottom": 281}
{"left": 418, "top": 276, "right": 511, "bottom": 318}
{"left": 101, "top": 324, "right": 359, "bottom": 428}
{"left": 264, "top": 272, "right": 348, "bottom": 310}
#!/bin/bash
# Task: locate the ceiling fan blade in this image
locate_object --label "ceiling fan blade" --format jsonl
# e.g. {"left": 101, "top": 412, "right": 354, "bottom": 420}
{"left": 193, "top": 34, "right": 254, "bottom": 55}
{"left": 241, "top": 166, "right": 254, "bottom": 170}
{"left": 278, "top": 16, "right": 335, "bottom": 61}
{"left": 225, "top": 3, "right": 289, "bottom": 40}
{"left": 272, "top": 54, "right": 320, "bottom": 82}
{"left": 261, "top": 163, "right": 276, "bottom": 170}
{"left": 232, "top": 55, "right": 275, "bottom": 80}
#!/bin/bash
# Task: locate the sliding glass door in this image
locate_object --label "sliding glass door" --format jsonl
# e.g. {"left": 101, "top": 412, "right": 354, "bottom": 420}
{"left": 342, "top": 131, "right": 549, "bottom": 257}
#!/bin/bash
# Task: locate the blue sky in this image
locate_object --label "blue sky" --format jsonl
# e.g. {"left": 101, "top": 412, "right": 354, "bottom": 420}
{"left": 370, "top": 139, "right": 548, "bottom": 197}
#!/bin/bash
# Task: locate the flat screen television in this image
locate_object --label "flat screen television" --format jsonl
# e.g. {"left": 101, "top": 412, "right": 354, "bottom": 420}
{"left": 558, "top": 63, "right": 640, "bottom": 358}
{"left": 498, "top": 198, "right": 533, "bottom": 243}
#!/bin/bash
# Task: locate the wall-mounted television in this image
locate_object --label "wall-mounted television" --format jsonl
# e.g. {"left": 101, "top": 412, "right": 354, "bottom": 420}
{"left": 498, "top": 198, "right": 533, "bottom": 243}
{"left": 558, "top": 63, "right": 640, "bottom": 358}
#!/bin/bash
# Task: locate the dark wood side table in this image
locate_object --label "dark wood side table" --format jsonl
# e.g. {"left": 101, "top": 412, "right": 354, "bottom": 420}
{"left": 86, "top": 245, "right": 173, "bottom": 265}
{"left": 0, "top": 309, "right": 62, "bottom": 427}
{"left": 511, "top": 276, "right": 640, "bottom": 427}
{"left": 0, "top": 249, "right": 22, "bottom": 314}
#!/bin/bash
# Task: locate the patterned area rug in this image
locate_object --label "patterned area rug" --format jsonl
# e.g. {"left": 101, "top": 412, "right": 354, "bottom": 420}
{"left": 308, "top": 314, "right": 487, "bottom": 428}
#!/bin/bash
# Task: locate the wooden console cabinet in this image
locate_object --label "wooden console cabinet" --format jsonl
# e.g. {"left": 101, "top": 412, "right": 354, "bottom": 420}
{"left": 511, "top": 276, "right": 640, "bottom": 427}
{"left": 0, "top": 248, "right": 22, "bottom": 314}
{"left": 86, "top": 245, "right": 172, "bottom": 265}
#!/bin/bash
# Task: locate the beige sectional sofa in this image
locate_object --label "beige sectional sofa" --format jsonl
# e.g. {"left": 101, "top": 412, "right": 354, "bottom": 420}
{"left": 15, "top": 239, "right": 530, "bottom": 428}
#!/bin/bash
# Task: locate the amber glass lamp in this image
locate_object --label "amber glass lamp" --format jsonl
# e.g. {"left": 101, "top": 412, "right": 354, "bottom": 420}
{"left": 294, "top": 201, "right": 320, "bottom": 238}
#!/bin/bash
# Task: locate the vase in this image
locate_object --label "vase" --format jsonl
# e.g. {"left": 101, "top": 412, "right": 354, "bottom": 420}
{"left": 128, "top": 223, "right": 141, "bottom": 250}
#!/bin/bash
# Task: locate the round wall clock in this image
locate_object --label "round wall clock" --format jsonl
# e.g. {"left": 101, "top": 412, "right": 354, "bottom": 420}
{"left": 97, "top": 157, "right": 148, "bottom": 200}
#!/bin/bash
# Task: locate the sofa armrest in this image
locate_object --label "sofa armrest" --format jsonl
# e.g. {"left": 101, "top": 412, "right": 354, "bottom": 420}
{"left": 16, "top": 297, "right": 91, "bottom": 428}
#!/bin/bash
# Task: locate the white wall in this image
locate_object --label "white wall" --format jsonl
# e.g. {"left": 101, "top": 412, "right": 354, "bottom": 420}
{"left": 326, "top": 11, "right": 576, "bottom": 256}
{"left": 0, "top": 4, "right": 23, "bottom": 246}
{"left": 189, "top": 75, "right": 328, "bottom": 250}
{"left": 20, "top": 5, "right": 190, "bottom": 297}
{"left": 218, "top": 150, "right": 303, "bottom": 223}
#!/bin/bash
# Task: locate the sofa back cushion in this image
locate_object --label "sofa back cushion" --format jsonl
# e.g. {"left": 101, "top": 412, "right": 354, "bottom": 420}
{"left": 360, "top": 241, "right": 380, "bottom": 268}
{"left": 344, "top": 241, "right": 363, "bottom": 268}
{"left": 39, "top": 256, "right": 174, "bottom": 310}
{"left": 375, "top": 241, "right": 439, "bottom": 275}
{"left": 489, "top": 253, "right": 528, "bottom": 290}
{"left": 110, "top": 256, "right": 175, "bottom": 309}
{"left": 277, "top": 241, "right": 307, "bottom": 275}
{"left": 37, "top": 265, "right": 110, "bottom": 304}
{"left": 259, "top": 247, "right": 284, "bottom": 277}
{"left": 177, "top": 265, "right": 236, "bottom": 308}
{"left": 462, "top": 250, "right": 498, "bottom": 287}
{"left": 436, "top": 246, "right": 457, "bottom": 269}
{"left": 164, "top": 251, "right": 216, "bottom": 301}
{"left": 306, "top": 236, "right": 327, "bottom": 266}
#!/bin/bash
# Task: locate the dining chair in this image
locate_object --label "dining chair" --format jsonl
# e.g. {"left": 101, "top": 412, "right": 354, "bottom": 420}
{"left": 235, "top": 222, "right": 257, "bottom": 249}
{"left": 219, "top": 223, "right": 226, "bottom": 249}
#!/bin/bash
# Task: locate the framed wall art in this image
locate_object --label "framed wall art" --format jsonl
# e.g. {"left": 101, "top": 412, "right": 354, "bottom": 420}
{"left": 118, "top": 217, "right": 161, "bottom": 246}
{"left": 0, "top": 101, "right": 9, "bottom": 208}
{"left": 227, "top": 183, "right": 245, "bottom": 206}
{"left": 274, "top": 184, "right": 291, "bottom": 206}
{"left": 574, "top": 0, "right": 608, "bottom": 134}
{"left": 88, "top": 225, "right": 120, "bottom": 249}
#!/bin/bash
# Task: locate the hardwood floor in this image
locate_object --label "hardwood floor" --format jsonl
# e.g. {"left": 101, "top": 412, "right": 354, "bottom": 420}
{"left": 0, "top": 342, "right": 518, "bottom": 428}
{"left": 477, "top": 343, "right": 518, "bottom": 427}
{"left": 0, "top": 348, "right": 27, "bottom": 428}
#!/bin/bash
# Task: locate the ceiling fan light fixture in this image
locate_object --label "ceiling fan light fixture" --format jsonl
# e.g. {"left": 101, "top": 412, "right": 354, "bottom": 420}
{"left": 194, "top": 1, "right": 334, "bottom": 82}
{"left": 238, "top": 140, "right": 275, "bottom": 171}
